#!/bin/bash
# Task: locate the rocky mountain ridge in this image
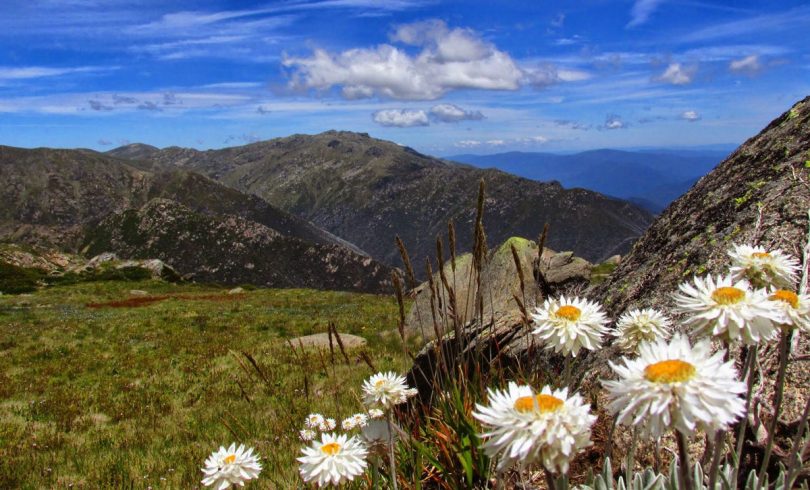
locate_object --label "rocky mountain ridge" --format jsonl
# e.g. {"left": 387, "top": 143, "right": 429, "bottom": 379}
{"left": 0, "top": 145, "right": 390, "bottom": 292}
{"left": 113, "top": 131, "right": 654, "bottom": 272}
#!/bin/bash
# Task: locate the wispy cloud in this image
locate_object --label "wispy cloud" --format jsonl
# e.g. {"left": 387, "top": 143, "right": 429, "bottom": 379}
{"left": 729, "top": 55, "right": 762, "bottom": 75}
{"left": 680, "top": 110, "right": 701, "bottom": 122}
{"left": 680, "top": 6, "right": 810, "bottom": 43}
{"left": 627, "top": 0, "right": 666, "bottom": 28}
{"left": 0, "top": 65, "right": 114, "bottom": 80}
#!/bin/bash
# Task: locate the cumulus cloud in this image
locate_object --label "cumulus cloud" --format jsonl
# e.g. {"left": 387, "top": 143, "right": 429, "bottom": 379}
{"left": 455, "top": 139, "right": 482, "bottom": 148}
{"left": 680, "top": 110, "right": 701, "bottom": 121}
{"left": 283, "top": 19, "right": 582, "bottom": 100}
{"left": 729, "top": 54, "right": 762, "bottom": 75}
{"left": 372, "top": 108, "right": 429, "bottom": 127}
{"left": 627, "top": 0, "right": 666, "bottom": 27}
{"left": 429, "top": 103, "right": 483, "bottom": 122}
{"left": 604, "top": 114, "right": 626, "bottom": 130}
{"left": 654, "top": 62, "right": 696, "bottom": 85}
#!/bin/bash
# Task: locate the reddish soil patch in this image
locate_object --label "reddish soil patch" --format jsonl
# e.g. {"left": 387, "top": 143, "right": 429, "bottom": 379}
{"left": 86, "top": 293, "right": 244, "bottom": 309}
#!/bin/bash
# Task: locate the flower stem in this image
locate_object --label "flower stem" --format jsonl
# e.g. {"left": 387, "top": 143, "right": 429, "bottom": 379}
{"left": 543, "top": 467, "right": 557, "bottom": 490}
{"left": 675, "top": 431, "right": 695, "bottom": 490}
{"left": 785, "top": 393, "right": 810, "bottom": 488}
{"left": 732, "top": 344, "right": 757, "bottom": 487}
{"left": 626, "top": 426, "right": 638, "bottom": 484}
{"left": 757, "top": 331, "right": 790, "bottom": 483}
{"left": 387, "top": 412, "right": 398, "bottom": 490}
{"left": 707, "top": 430, "right": 725, "bottom": 490}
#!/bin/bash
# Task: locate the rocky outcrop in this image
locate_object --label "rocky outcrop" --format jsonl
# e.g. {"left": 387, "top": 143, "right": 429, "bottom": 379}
{"left": 405, "top": 236, "right": 593, "bottom": 340}
{"left": 83, "top": 199, "right": 393, "bottom": 293}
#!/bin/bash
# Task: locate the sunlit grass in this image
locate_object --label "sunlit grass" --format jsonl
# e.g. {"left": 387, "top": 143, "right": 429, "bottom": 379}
{"left": 0, "top": 280, "right": 409, "bottom": 488}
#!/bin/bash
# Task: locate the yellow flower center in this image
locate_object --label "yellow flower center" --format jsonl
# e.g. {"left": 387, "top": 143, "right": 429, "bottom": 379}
{"left": 320, "top": 442, "right": 341, "bottom": 456}
{"left": 555, "top": 305, "right": 582, "bottom": 322}
{"left": 513, "top": 394, "right": 564, "bottom": 413}
{"left": 223, "top": 454, "right": 236, "bottom": 465}
{"left": 770, "top": 289, "right": 799, "bottom": 309}
{"left": 644, "top": 359, "right": 696, "bottom": 383}
{"left": 752, "top": 252, "right": 771, "bottom": 259}
{"left": 374, "top": 379, "right": 386, "bottom": 388}
{"left": 711, "top": 287, "right": 745, "bottom": 305}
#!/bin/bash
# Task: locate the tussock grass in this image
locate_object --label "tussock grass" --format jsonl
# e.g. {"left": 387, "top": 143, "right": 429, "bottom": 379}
{"left": 0, "top": 280, "right": 409, "bottom": 488}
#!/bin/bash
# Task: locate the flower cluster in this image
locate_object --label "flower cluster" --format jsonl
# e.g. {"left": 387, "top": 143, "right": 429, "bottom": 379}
{"left": 199, "top": 242, "right": 806, "bottom": 487}
{"left": 296, "top": 371, "right": 416, "bottom": 487}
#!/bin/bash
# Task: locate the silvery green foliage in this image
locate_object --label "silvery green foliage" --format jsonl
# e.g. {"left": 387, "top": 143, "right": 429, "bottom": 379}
{"left": 574, "top": 458, "right": 804, "bottom": 490}
{"left": 742, "top": 467, "right": 807, "bottom": 490}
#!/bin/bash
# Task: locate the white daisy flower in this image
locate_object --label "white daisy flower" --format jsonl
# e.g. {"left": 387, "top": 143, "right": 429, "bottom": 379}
{"left": 362, "top": 372, "right": 411, "bottom": 409}
{"left": 351, "top": 413, "right": 368, "bottom": 428}
{"left": 341, "top": 418, "right": 356, "bottom": 431}
{"left": 319, "top": 418, "right": 337, "bottom": 432}
{"left": 305, "top": 413, "right": 325, "bottom": 429}
{"left": 368, "top": 408, "right": 384, "bottom": 419}
{"left": 603, "top": 334, "right": 746, "bottom": 438}
{"left": 298, "top": 433, "right": 368, "bottom": 487}
{"left": 674, "top": 274, "right": 782, "bottom": 344}
{"left": 201, "top": 443, "right": 262, "bottom": 490}
{"left": 614, "top": 308, "right": 673, "bottom": 353}
{"left": 729, "top": 244, "right": 800, "bottom": 288}
{"left": 531, "top": 295, "right": 609, "bottom": 357}
{"left": 768, "top": 289, "right": 810, "bottom": 332}
{"left": 472, "top": 382, "right": 595, "bottom": 473}
{"left": 299, "top": 429, "right": 316, "bottom": 442}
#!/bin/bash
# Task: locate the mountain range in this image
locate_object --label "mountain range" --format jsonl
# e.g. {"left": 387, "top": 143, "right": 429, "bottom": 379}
{"left": 110, "top": 131, "right": 654, "bottom": 272}
{"left": 448, "top": 149, "right": 729, "bottom": 213}
{"left": 0, "top": 145, "right": 391, "bottom": 291}
{"left": 0, "top": 131, "right": 656, "bottom": 290}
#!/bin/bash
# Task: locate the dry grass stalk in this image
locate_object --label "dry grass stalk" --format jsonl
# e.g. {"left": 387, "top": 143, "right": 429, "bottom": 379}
{"left": 359, "top": 350, "right": 377, "bottom": 372}
{"left": 395, "top": 235, "right": 418, "bottom": 290}
{"left": 510, "top": 243, "right": 530, "bottom": 325}
{"left": 329, "top": 322, "right": 351, "bottom": 364}
{"left": 391, "top": 272, "right": 409, "bottom": 353}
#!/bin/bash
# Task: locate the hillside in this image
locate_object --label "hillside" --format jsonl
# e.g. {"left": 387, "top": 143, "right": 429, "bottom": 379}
{"left": 83, "top": 198, "right": 391, "bottom": 292}
{"left": 449, "top": 149, "right": 727, "bottom": 213}
{"left": 123, "top": 131, "right": 654, "bottom": 270}
{"left": 0, "top": 146, "right": 389, "bottom": 291}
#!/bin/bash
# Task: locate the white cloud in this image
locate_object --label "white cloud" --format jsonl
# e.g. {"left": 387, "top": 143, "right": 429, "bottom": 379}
{"left": 627, "top": 0, "right": 666, "bottom": 27}
{"left": 486, "top": 139, "right": 505, "bottom": 146}
{"left": 654, "top": 62, "right": 697, "bottom": 85}
{"left": 604, "top": 114, "right": 626, "bottom": 129}
{"left": 729, "top": 54, "right": 762, "bottom": 75}
{"left": 429, "top": 103, "right": 483, "bottom": 122}
{"left": 681, "top": 110, "right": 701, "bottom": 121}
{"left": 455, "top": 139, "right": 482, "bottom": 148}
{"left": 518, "top": 136, "right": 549, "bottom": 144}
{"left": 0, "top": 65, "right": 111, "bottom": 80}
{"left": 372, "top": 108, "right": 429, "bottom": 127}
{"left": 284, "top": 19, "right": 581, "bottom": 100}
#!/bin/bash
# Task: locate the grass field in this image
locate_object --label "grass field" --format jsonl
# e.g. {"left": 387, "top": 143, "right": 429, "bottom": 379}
{"left": 0, "top": 280, "right": 410, "bottom": 488}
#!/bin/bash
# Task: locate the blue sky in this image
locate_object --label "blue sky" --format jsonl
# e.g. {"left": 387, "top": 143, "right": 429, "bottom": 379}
{"left": 0, "top": 0, "right": 808, "bottom": 155}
